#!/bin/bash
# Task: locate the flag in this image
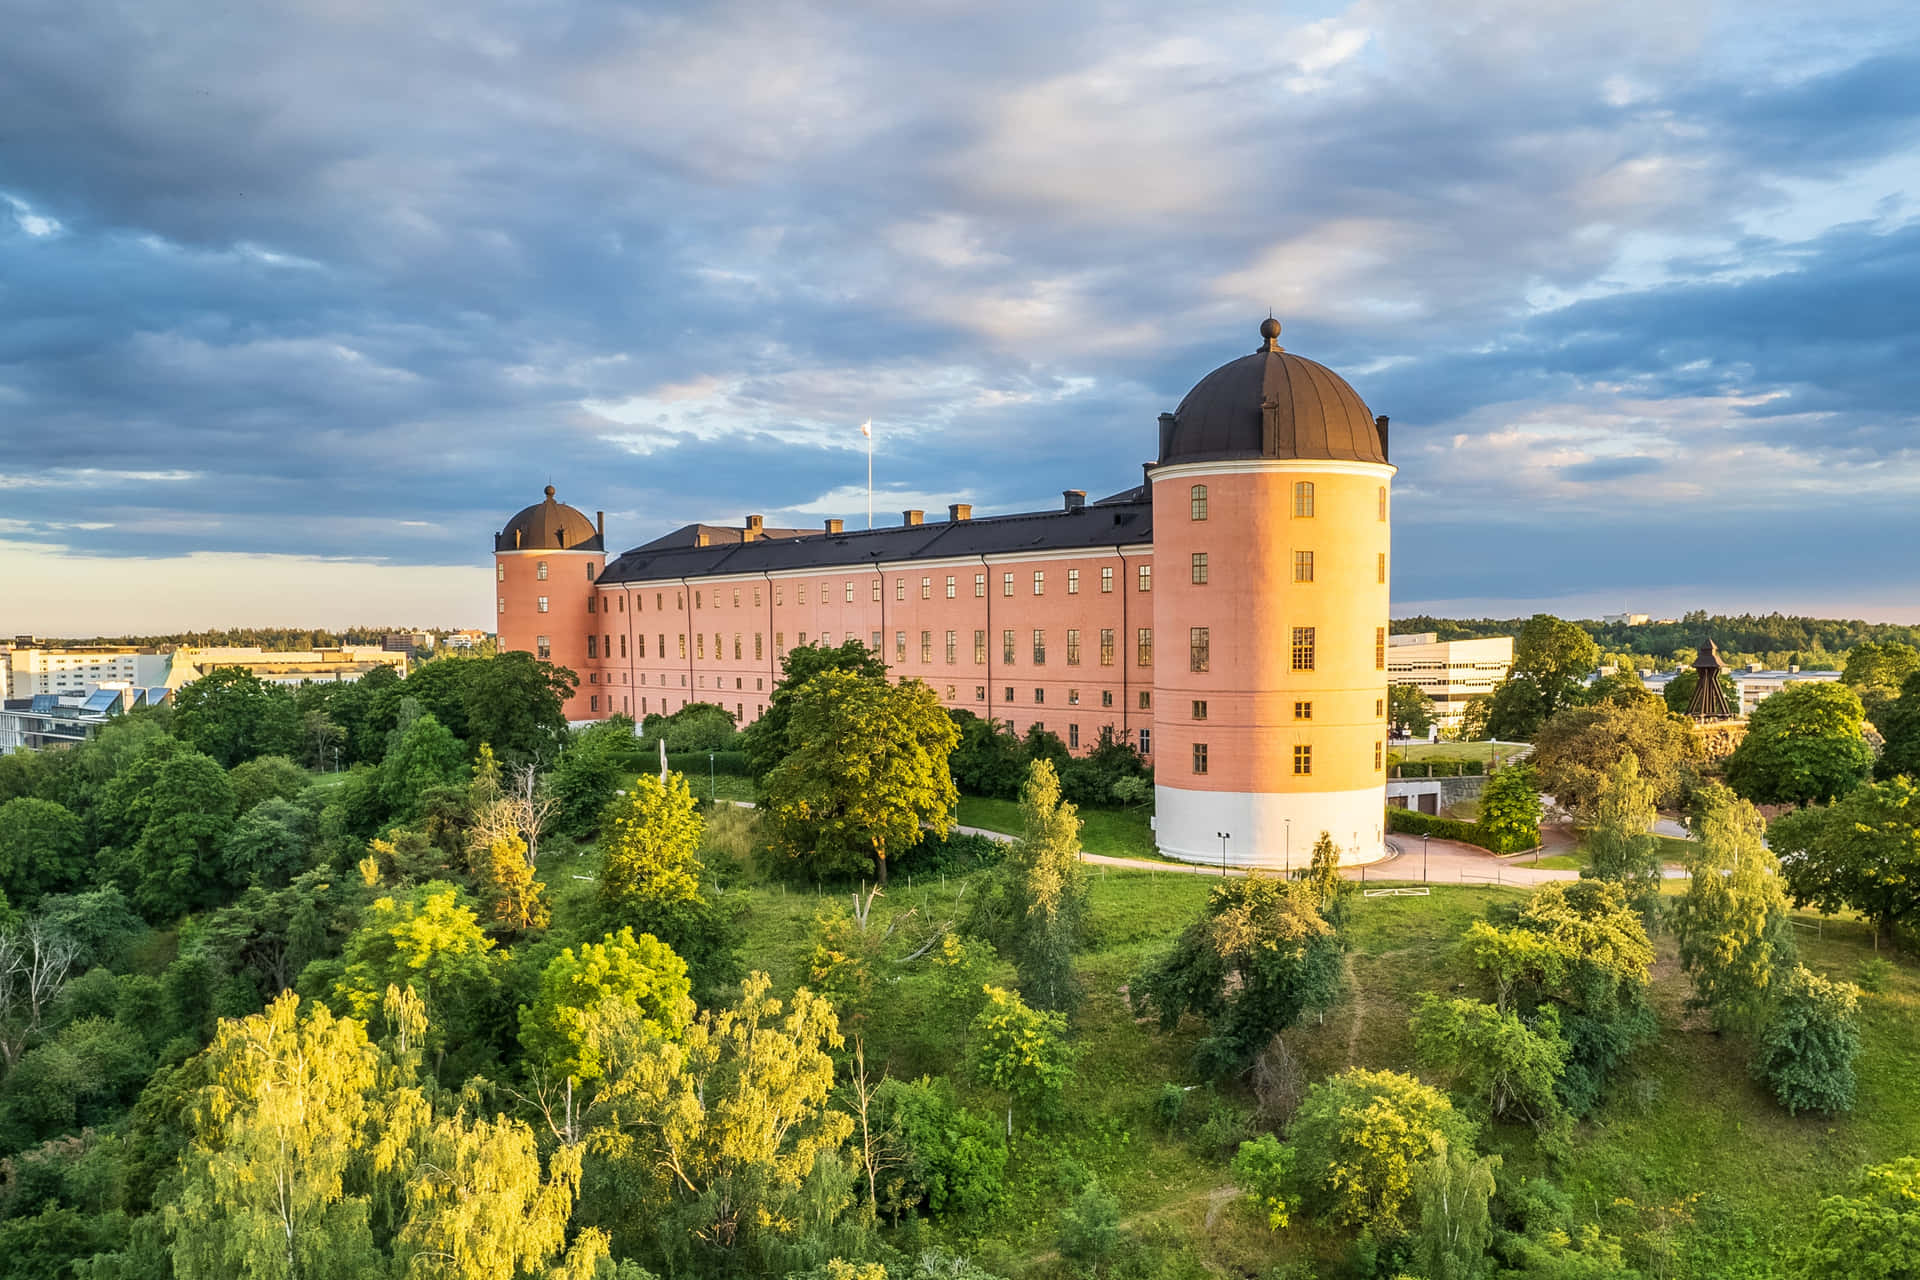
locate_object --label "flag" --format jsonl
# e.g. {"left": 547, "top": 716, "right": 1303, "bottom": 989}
{"left": 860, "top": 419, "right": 871, "bottom": 439}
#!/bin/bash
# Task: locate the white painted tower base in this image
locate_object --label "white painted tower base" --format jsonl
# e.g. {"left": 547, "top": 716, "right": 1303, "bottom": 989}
{"left": 1154, "top": 784, "right": 1388, "bottom": 869}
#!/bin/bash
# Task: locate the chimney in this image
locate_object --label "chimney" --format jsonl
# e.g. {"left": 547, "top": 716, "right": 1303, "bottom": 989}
{"left": 824, "top": 518, "right": 844, "bottom": 535}
{"left": 1062, "top": 490, "right": 1086, "bottom": 511}
{"left": 1375, "top": 415, "right": 1390, "bottom": 460}
{"left": 949, "top": 503, "right": 972, "bottom": 522}
{"left": 743, "top": 514, "right": 764, "bottom": 541}
{"left": 1157, "top": 412, "right": 1177, "bottom": 461}
{"left": 902, "top": 509, "right": 924, "bottom": 527}
{"left": 596, "top": 510, "right": 605, "bottom": 543}
{"left": 1142, "top": 461, "right": 1154, "bottom": 490}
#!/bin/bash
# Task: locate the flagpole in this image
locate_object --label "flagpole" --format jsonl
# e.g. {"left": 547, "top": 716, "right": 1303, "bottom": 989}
{"left": 864, "top": 420, "right": 873, "bottom": 529}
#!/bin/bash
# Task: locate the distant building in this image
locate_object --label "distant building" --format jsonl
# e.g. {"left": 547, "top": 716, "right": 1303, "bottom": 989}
{"left": 1733, "top": 665, "right": 1842, "bottom": 716}
{"left": 0, "top": 686, "right": 169, "bottom": 755}
{"left": 442, "top": 629, "right": 489, "bottom": 650}
{"left": 383, "top": 632, "right": 435, "bottom": 655}
{"left": 1386, "top": 633, "right": 1515, "bottom": 730}
{"left": 4, "top": 645, "right": 171, "bottom": 700}
{"left": 158, "top": 646, "right": 410, "bottom": 688}
{"left": 3, "top": 641, "right": 408, "bottom": 705}
{"left": 1601, "top": 612, "right": 1650, "bottom": 626}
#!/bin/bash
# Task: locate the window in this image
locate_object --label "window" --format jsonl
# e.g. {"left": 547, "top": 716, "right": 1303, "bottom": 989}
{"left": 1101, "top": 690, "right": 1114, "bottom": 707}
{"left": 697, "top": 590, "right": 704, "bottom": 608}
{"left": 871, "top": 630, "right": 881, "bottom": 650}
{"left": 1139, "top": 728, "right": 1152, "bottom": 755}
{"left": 921, "top": 630, "right": 932, "bottom": 663}
{"left": 1378, "top": 552, "right": 1387, "bottom": 585}
{"left": 946, "top": 684, "right": 956, "bottom": 700}
{"left": 1377, "top": 698, "right": 1385, "bottom": 718}
{"left": 1375, "top": 741, "right": 1384, "bottom": 770}
{"left": 677, "top": 634, "right": 686, "bottom": 659}
{"left": 946, "top": 630, "right": 957, "bottom": 664}
{"left": 734, "top": 587, "right": 742, "bottom": 607}
{"left": 715, "top": 632, "right": 723, "bottom": 658}
{"left": 974, "top": 630, "right": 987, "bottom": 664}
{"left": 1138, "top": 564, "right": 1151, "bottom": 592}
{"left": 1032, "top": 629, "right": 1046, "bottom": 664}
{"left": 1066, "top": 629, "right": 1081, "bottom": 665}
{"left": 1295, "top": 700, "right": 1313, "bottom": 720}
{"left": 1136, "top": 627, "right": 1153, "bottom": 667}
{"left": 1003, "top": 686, "right": 1014, "bottom": 703}
{"left": 1034, "top": 688, "right": 1045, "bottom": 704}
{"left": 974, "top": 573, "right": 986, "bottom": 597}
{"left": 754, "top": 633, "right": 763, "bottom": 659}
{"left": 946, "top": 575, "right": 956, "bottom": 599}
{"left": 922, "top": 576, "right": 931, "bottom": 600}
{"left": 799, "top": 632, "right": 807, "bottom": 645}
{"left": 845, "top": 581, "right": 854, "bottom": 603}
{"left": 1192, "top": 743, "right": 1209, "bottom": 774}
{"left": 496, "top": 563, "right": 504, "bottom": 582}
{"left": 1068, "top": 568, "right": 1080, "bottom": 594}
{"left": 1293, "top": 744, "right": 1313, "bottom": 775}
{"left": 1193, "top": 699, "right": 1208, "bottom": 720}
{"left": 587, "top": 596, "right": 595, "bottom": 613}
{"left": 754, "top": 587, "right": 762, "bottom": 606}
{"left": 895, "top": 631, "right": 907, "bottom": 663}
{"left": 1069, "top": 724, "right": 1080, "bottom": 749}
{"left": 536, "top": 635, "right": 551, "bottom": 660}
{"left": 1100, "top": 628, "right": 1115, "bottom": 666}
{"left": 733, "top": 634, "right": 742, "bottom": 660}
{"left": 536, "top": 560, "right": 548, "bottom": 580}
{"left": 1292, "top": 627, "right": 1315, "bottom": 670}
{"left": 1294, "top": 550, "right": 1314, "bottom": 583}
{"left": 976, "top": 686, "right": 986, "bottom": 701}
{"left": 1003, "top": 630, "right": 1016, "bottom": 664}
{"left": 1190, "top": 484, "right": 1208, "bottom": 520}
{"left": 1379, "top": 485, "right": 1388, "bottom": 521}
{"left": 590, "top": 694, "right": 600, "bottom": 712}
{"left": 1002, "top": 573, "right": 1014, "bottom": 597}
{"left": 871, "top": 578, "right": 882, "bottom": 602}
{"left": 1033, "top": 571, "right": 1045, "bottom": 595}
{"left": 696, "top": 634, "right": 705, "bottom": 659}
{"left": 1293, "top": 481, "right": 1315, "bottom": 518}
{"left": 896, "top": 579, "right": 904, "bottom": 601}
{"left": 1068, "top": 688, "right": 1080, "bottom": 705}
{"left": 775, "top": 586, "right": 784, "bottom": 606}
{"left": 1139, "top": 690, "right": 1151, "bottom": 710}
{"left": 776, "top": 632, "right": 784, "bottom": 655}
{"left": 1101, "top": 566, "right": 1113, "bottom": 593}
{"left": 498, "top": 598, "right": 505, "bottom": 615}
{"left": 537, "top": 596, "right": 549, "bottom": 613}
{"left": 1376, "top": 627, "right": 1387, "bottom": 670}
{"left": 587, "top": 635, "right": 599, "bottom": 658}
{"left": 1191, "top": 552, "right": 1208, "bottom": 585}
{"left": 659, "top": 633, "right": 666, "bottom": 657}
{"left": 797, "top": 586, "right": 805, "bottom": 605}
{"left": 1189, "top": 626, "right": 1210, "bottom": 672}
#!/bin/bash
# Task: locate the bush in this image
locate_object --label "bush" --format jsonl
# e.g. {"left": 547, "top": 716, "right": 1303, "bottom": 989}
{"left": 664, "top": 749, "right": 749, "bottom": 777}
{"left": 874, "top": 1077, "right": 1007, "bottom": 1218}
{"left": 1752, "top": 965, "right": 1861, "bottom": 1115}
{"left": 1283, "top": 1068, "right": 1478, "bottom": 1234}
{"left": 1056, "top": 1180, "right": 1122, "bottom": 1269}
{"left": 893, "top": 830, "right": 1005, "bottom": 877}
{"left": 1387, "top": 807, "right": 1497, "bottom": 850}
{"left": 639, "top": 702, "right": 739, "bottom": 753}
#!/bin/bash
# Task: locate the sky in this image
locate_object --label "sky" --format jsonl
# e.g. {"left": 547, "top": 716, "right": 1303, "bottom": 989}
{"left": 2, "top": 0, "right": 1917, "bottom": 635}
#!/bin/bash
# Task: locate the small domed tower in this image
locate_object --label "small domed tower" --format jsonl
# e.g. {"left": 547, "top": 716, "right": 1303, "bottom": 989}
{"left": 1150, "top": 319, "right": 1394, "bottom": 868}
{"left": 494, "top": 486, "right": 605, "bottom": 720}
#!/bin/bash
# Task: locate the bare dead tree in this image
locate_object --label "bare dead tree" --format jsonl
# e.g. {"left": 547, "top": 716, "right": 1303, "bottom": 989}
{"left": 508, "top": 762, "right": 559, "bottom": 870}
{"left": 0, "top": 921, "right": 80, "bottom": 1069}
{"left": 1251, "top": 1032, "right": 1307, "bottom": 1129}
{"left": 848, "top": 1039, "right": 900, "bottom": 1213}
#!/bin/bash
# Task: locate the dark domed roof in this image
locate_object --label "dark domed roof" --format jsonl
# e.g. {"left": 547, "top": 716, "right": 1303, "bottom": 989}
{"left": 1159, "top": 320, "right": 1387, "bottom": 465}
{"left": 495, "top": 485, "right": 604, "bottom": 553}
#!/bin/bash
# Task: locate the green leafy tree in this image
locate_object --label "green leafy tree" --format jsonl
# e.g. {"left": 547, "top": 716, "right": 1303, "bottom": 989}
{"left": 1389, "top": 683, "right": 1438, "bottom": 738}
{"left": 598, "top": 772, "right": 705, "bottom": 917}
{"left": 100, "top": 746, "right": 237, "bottom": 920}
{"left": 1772, "top": 777, "right": 1920, "bottom": 944}
{"left": 1842, "top": 641, "right": 1920, "bottom": 727}
{"left": 1672, "top": 787, "right": 1795, "bottom": 1031}
{"left": 333, "top": 884, "right": 501, "bottom": 1058}
{"left": 1581, "top": 753, "right": 1663, "bottom": 918}
{"left": 0, "top": 797, "right": 85, "bottom": 905}
{"left": 1751, "top": 965, "right": 1861, "bottom": 1115}
{"left": 1800, "top": 1157, "right": 1920, "bottom": 1279}
{"left": 1486, "top": 615, "right": 1601, "bottom": 739}
{"left": 743, "top": 639, "right": 889, "bottom": 782}
{"left": 378, "top": 710, "right": 467, "bottom": 821}
{"left": 1478, "top": 764, "right": 1542, "bottom": 855}
{"left": 1877, "top": 668, "right": 1920, "bottom": 782}
{"left": 462, "top": 652, "right": 576, "bottom": 766}
{"left": 1002, "top": 759, "right": 1087, "bottom": 1014}
{"left": 945, "top": 711, "right": 1029, "bottom": 801}
{"left": 550, "top": 717, "right": 636, "bottom": 836}
{"left": 871, "top": 1076, "right": 1006, "bottom": 1218}
{"left": 172, "top": 668, "right": 302, "bottom": 768}
{"left": 1411, "top": 995, "right": 1568, "bottom": 1131}
{"left": 1135, "top": 874, "right": 1341, "bottom": 1076}
{"left": 221, "top": 796, "right": 315, "bottom": 889}
{"left": 640, "top": 702, "right": 739, "bottom": 752}
{"left": 226, "top": 754, "right": 310, "bottom": 816}
{"left": 1056, "top": 1180, "right": 1122, "bottom": 1271}
{"left": 1726, "top": 681, "right": 1873, "bottom": 808}
{"left": 1232, "top": 1134, "right": 1296, "bottom": 1230}
{"left": 1663, "top": 668, "right": 1740, "bottom": 717}
{"left": 1530, "top": 696, "right": 1700, "bottom": 813}
{"left": 764, "top": 670, "right": 960, "bottom": 884}
{"left": 1282, "top": 1067, "right": 1478, "bottom": 1233}
{"left": 520, "top": 928, "right": 694, "bottom": 1084}
{"left": 969, "top": 985, "right": 1076, "bottom": 1135}
{"left": 1409, "top": 1137, "right": 1500, "bottom": 1280}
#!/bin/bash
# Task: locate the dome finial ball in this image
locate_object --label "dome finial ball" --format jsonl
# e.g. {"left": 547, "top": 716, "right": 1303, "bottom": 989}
{"left": 544, "top": 484, "right": 556, "bottom": 499}
{"left": 1259, "top": 316, "right": 1282, "bottom": 350}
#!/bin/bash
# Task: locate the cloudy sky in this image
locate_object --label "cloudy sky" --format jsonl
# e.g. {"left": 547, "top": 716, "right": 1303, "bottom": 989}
{"left": 3, "top": 0, "right": 1917, "bottom": 635}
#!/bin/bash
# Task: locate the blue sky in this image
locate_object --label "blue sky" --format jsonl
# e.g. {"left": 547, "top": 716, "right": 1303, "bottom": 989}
{"left": 2, "top": 0, "right": 1917, "bottom": 634}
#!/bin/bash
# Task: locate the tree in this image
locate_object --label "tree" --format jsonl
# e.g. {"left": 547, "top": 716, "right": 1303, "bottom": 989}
{"left": 165, "top": 993, "right": 384, "bottom": 1280}
{"left": 221, "top": 796, "right": 315, "bottom": 889}
{"left": 1455, "top": 694, "right": 1492, "bottom": 743}
{"left": 1411, "top": 995, "right": 1568, "bottom": 1131}
{"left": 1800, "top": 1158, "right": 1920, "bottom": 1279}
{"left": 1477, "top": 765, "right": 1542, "bottom": 855}
{"left": 1135, "top": 873, "right": 1341, "bottom": 1076}
{"left": 764, "top": 670, "right": 960, "bottom": 884}
{"left": 945, "top": 711, "right": 1031, "bottom": 801}
{"left": 1389, "top": 683, "right": 1437, "bottom": 738}
{"left": 550, "top": 718, "right": 635, "bottom": 837}
{"left": 0, "top": 798, "right": 84, "bottom": 906}
{"left": 1772, "top": 777, "right": 1920, "bottom": 944}
{"left": 1842, "top": 641, "right": 1920, "bottom": 727}
{"left": 1662, "top": 668, "right": 1739, "bottom": 717}
{"left": 332, "top": 884, "right": 501, "bottom": 1058}
{"left": 1002, "top": 759, "right": 1087, "bottom": 1014}
{"left": 871, "top": 1075, "right": 1006, "bottom": 1218}
{"left": 462, "top": 652, "right": 576, "bottom": 766}
{"left": 1878, "top": 668, "right": 1920, "bottom": 782}
{"left": 1232, "top": 1135, "right": 1296, "bottom": 1230}
{"left": 0, "top": 920, "right": 80, "bottom": 1070}
{"left": 1409, "top": 1137, "right": 1500, "bottom": 1280}
{"left": 1486, "top": 615, "right": 1601, "bottom": 739}
{"left": 520, "top": 928, "right": 693, "bottom": 1084}
{"left": 1282, "top": 1068, "right": 1478, "bottom": 1233}
{"left": 378, "top": 710, "right": 467, "bottom": 821}
{"left": 640, "top": 702, "right": 739, "bottom": 752}
{"left": 742, "top": 639, "right": 888, "bottom": 782}
{"left": 301, "top": 707, "right": 345, "bottom": 772}
{"left": 1581, "top": 753, "right": 1663, "bottom": 918}
{"left": 172, "top": 668, "right": 301, "bottom": 768}
{"left": 97, "top": 745, "right": 237, "bottom": 920}
{"left": 1751, "top": 965, "right": 1861, "bottom": 1115}
{"left": 1726, "top": 682, "right": 1873, "bottom": 808}
{"left": 598, "top": 772, "right": 706, "bottom": 917}
{"left": 969, "top": 985, "right": 1075, "bottom": 1136}
{"left": 226, "top": 754, "right": 310, "bottom": 816}
{"left": 1671, "top": 787, "right": 1795, "bottom": 1031}
{"left": 1530, "top": 697, "right": 1700, "bottom": 814}
{"left": 1056, "top": 1181, "right": 1122, "bottom": 1271}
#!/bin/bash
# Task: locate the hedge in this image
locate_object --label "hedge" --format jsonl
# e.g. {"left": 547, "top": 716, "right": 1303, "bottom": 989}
{"left": 1391, "top": 759, "right": 1485, "bottom": 779}
{"left": 1385, "top": 806, "right": 1537, "bottom": 855}
{"left": 664, "top": 749, "right": 750, "bottom": 777}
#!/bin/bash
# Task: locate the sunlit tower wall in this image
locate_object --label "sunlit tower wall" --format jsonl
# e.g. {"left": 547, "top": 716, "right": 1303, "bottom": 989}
{"left": 493, "top": 485, "right": 605, "bottom": 720}
{"left": 1149, "top": 319, "right": 1395, "bottom": 869}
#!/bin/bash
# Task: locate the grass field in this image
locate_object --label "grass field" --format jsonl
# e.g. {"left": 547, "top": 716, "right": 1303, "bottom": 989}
{"left": 1391, "top": 739, "right": 1530, "bottom": 763}
{"left": 956, "top": 794, "right": 1160, "bottom": 860}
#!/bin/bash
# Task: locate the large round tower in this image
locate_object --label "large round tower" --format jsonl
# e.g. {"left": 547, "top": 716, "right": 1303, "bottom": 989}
{"left": 494, "top": 486, "right": 605, "bottom": 720}
{"left": 1150, "top": 319, "right": 1394, "bottom": 868}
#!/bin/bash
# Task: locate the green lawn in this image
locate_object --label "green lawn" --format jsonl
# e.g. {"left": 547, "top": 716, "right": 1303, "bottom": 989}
{"left": 631, "top": 770, "right": 756, "bottom": 803}
{"left": 1391, "top": 739, "right": 1529, "bottom": 764}
{"left": 955, "top": 794, "right": 1160, "bottom": 860}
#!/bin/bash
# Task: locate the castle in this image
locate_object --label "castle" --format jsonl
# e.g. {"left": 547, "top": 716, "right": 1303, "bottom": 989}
{"left": 493, "top": 319, "right": 1395, "bottom": 868}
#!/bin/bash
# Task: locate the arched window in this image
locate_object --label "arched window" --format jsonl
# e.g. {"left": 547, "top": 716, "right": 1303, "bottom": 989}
{"left": 1189, "top": 484, "right": 1208, "bottom": 520}
{"left": 1292, "top": 481, "right": 1315, "bottom": 518}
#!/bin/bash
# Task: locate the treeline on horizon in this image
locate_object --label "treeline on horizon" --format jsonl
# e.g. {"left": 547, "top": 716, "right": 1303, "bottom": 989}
{"left": 27, "top": 626, "right": 477, "bottom": 650}
{"left": 1393, "top": 610, "right": 1920, "bottom": 668}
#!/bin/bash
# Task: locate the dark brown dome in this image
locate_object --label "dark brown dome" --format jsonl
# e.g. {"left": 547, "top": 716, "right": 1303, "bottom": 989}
{"left": 1159, "top": 321, "right": 1387, "bottom": 465}
{"left": 495, "top": 485, "right": 604, "bottom": 553}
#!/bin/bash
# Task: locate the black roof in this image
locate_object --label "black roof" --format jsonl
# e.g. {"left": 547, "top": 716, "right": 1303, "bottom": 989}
{"left": 600, "top": 499, "right": 1152, "bottom": 585}
{"left": 1160, "top": 320, "right": 1387, "bottom": 466}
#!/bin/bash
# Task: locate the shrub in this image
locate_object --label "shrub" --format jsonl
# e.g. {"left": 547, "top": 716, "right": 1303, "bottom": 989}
{"left": 1152, "top": 1083, "right": 1188, "bottom": 1133}
{"left": 664, "top": 749, "right": 749, "bottom": 777}
{"left": 1232, "top": 1134, "right": 1295, "bottom": 1230}
{"left": 1283, "top": 1068, "right": 1478, "bottom": 1233}
{"left": 1056, "top": 1180, "right": 1122, "bottom": 1269}
{"left": 894, "top": 830, "right": 1005, "bottom": 877}
{"left": 874, "top": 1077, "right": 1007, "bottom": 1218}
{"left": 1752, "top": 965, "right": 1861, "bottom": 1115}
{"left": 1386, "top": 808, "right": 1494, "bottom": 849}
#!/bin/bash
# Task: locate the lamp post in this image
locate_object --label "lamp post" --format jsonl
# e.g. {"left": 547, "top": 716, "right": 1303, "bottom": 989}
{"left": 1423, "top": 833, "right": 1430, "bottom": 884}
{"left": 708, "top": 751, "right": 716, "bottom": 805}
{"left": 1284, "top": 819, "right": 1291, "bottom": 877}
{"left": 1216, "top": 831, "right": 1230, "bottom": 877}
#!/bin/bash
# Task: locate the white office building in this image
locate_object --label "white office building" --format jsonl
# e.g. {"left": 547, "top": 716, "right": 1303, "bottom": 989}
{"left": 1387, "top": 633, "right": 1515, "bottom": 730}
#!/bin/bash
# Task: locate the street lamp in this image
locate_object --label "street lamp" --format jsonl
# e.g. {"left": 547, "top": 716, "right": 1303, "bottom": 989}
{"left": 708, "top": 751, "right": 716, "bottom": 804}
{"left": 1215, "top": 831, "right": 1231, "bottom": 876}
{"left": 1284, "top": 819, "right": 1291, "bottom": 877}
{"left": 1423, "top": 833, "right": 1430, "bottom": 884}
